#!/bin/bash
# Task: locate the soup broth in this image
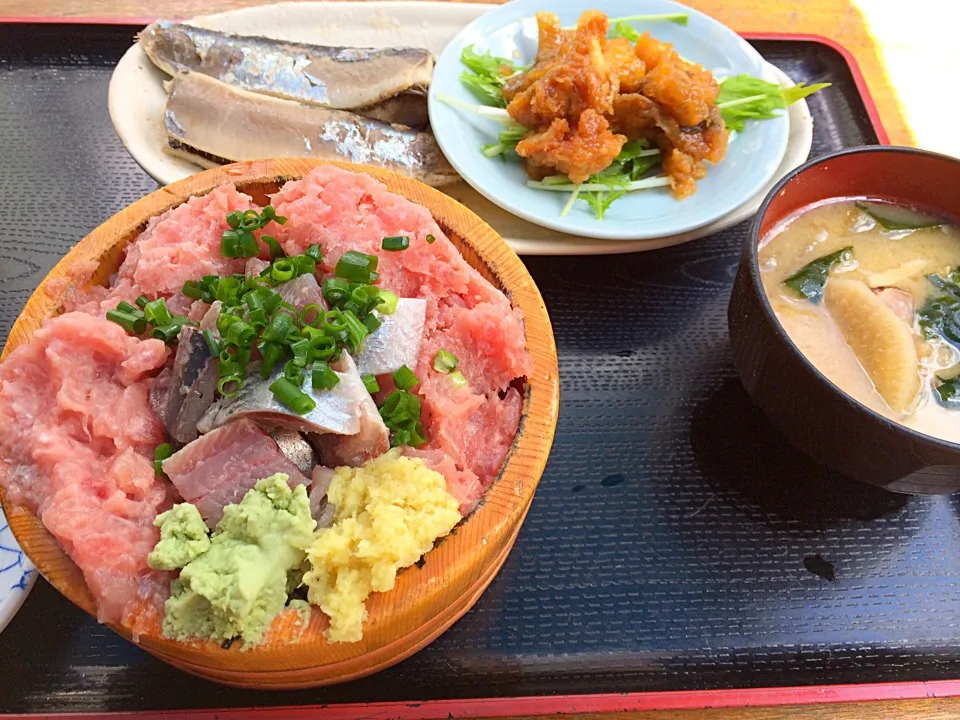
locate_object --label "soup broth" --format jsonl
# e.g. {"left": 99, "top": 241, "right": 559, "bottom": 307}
{"left": 760, "top": 198, "right": 960, "bottom": 444}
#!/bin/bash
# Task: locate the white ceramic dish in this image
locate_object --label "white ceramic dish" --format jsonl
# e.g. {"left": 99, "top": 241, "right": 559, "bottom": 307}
{"left": 0, "top": 506, "right": 35, "bottom": 635}
{"left": 108, "top": 1, "right": 813, "bottom": 255}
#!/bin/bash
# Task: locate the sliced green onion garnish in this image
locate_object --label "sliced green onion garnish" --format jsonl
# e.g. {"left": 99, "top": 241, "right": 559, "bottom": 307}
{"left": 106, "top": 309, "right": 147, "bottom": 335}
{"left": 203, "top": 329, "right": 220, "bottom": 357}
{"left": 239, "top": 231, "right": 260, "bottom": 257}
{"left": 305, "top": 244, "right": 322, "bottom": 262}
{"left": 263, "top": 311, "right": 295, "bottom": 343}
{"left": 116, "top": 300, "right": 139, "bottom": 316}
{"left": 363, "top": 313, "right": 382, "bottom": 333}
{"left": 143, "top": 298, "right": 172, "bottom": 327}
{"left": 382, "top": 235, "right": 410, "bottom": 251}
{"left": 154, "top": 443, "right": 175, "bottom": 476}
{"left": 426, "top": 234, "right": 436, "bottom": 244}
{"left": 270, "top": 376, "right": 316, "bottom": 415}
{"left": 312, "top": 362, "right": 340, "bottom": 391}
{"left": 262, "top": 235, "right": 285, "bottom": 260}
{"left": 182, "top": 280, "right": 204, "bottom": 299}
{"left": 259, "top": 341, "right": 284, "bottom": 379}
{"left": 271, "top": 260, "right": 295, "bottom": 284}
{"left": 433, "top": 349, "right": 459, "bottom": 373}
{"left": 299, "top": 304, "right": 324, "bottom": 328}
{"left": 218, "top": 375, "right": 242, "bottom": 398}
{"left": 342, "top": 310, "right": 369, "bottom": 350}
{"left": 376, "top": 289, "right": 398, "bottom": 315}
{"left": 225, "top": 319, "right": 256, "bottom": 347}
{"left": 449, "top": 370, "right": 468, "bottom": 389}
{"left": 335, "top": 250, "right": 378, "bottom": 283}
{"left": 393, "top": 364, "right": 418, "bottom": 391}
{"left": 283, "top": 360, "right": 305, "bottom": 385}
{"left": 221, "top": 229, "right": 242, "bottom": 258}
{"left": 362, "top": 374, "right": 380, "bottom": 394}
{"left": 290, "top": 338, "right": 310, "bottom": 367}
{"left": 323, "top": 277, "right": 350, "bottom": 306}
{"left": 322, "top": 309, "right": 348, "bottom": 335}
{"left": 307, "top": 334, "right": 337, "bottom": 362}
{"left": 135, "top": 295, "right": 149, "bottom": 309}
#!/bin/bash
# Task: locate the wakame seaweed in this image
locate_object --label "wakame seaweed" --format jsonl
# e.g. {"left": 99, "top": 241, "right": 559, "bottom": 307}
{"left": 782, "top": 247, "right": 852, "bottom": 303}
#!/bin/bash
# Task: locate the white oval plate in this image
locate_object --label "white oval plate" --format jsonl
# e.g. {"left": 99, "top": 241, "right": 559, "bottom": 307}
{"left": 108, "top": 1, "right": 812, "bottom": 255}
{"left": 0, "top": 506, "right": 36, "bottom": 635}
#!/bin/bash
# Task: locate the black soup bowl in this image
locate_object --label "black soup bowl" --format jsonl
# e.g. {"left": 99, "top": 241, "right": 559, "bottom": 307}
{"left": 728, "top": 146, "right": 960, "bottom": 494}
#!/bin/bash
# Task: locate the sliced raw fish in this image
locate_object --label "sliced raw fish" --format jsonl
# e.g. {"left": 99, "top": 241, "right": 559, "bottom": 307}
{"left": 153, "top": 325, "right": 217, "bottom": 444}
{"left": 162, "top": 418, "right": 310, "bottom": 527}
{"left": 245, "top": 258, "right": 270, "bottom": 278}
{"left": 309, "top": 465, "right": 336, "bottom": 527}
{"left": 276, "top": 273, "right": 326, "bottom": 311}
{"left": 313, "top": 353, "right": 389, "bottom": 467}
{"left": 269, "top": 428, "right": 317, "bottom": 474}
{"left": 197, "top": 362, "right": 365, "bottom": 436}
{"left": 139, "top": 22, "right": 434, "bottom": 110}
{"left": 355, "top": 298, "right": 426, "bottom": 376}
{"left": 163, "top": 72, "right": 458, "bottom": 187}
{"left": 199, "top": 300, "right": 222, "bottom": 333}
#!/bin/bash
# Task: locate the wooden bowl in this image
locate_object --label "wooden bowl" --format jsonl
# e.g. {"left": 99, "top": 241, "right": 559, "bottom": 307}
{"left": 0, "top": 158, "right": 560, "bottom": 688}
{"left": 728, "top": 145, "right": 960, "bottom": 494}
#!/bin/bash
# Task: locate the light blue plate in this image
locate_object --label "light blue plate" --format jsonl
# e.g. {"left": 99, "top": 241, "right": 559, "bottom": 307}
{"left": 0, "top": 505, "right": 35, "bottom": 635}
{"left": 428, "top": 0, "right": 789, "bottom": 241}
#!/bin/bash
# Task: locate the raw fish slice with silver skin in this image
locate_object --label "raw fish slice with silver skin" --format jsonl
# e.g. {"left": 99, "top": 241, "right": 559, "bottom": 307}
{"left": 197, "top": 361, "right": 365, "bottom": 436}
{"left": 153, "top": 325, "right": 218, "bottom": 444}
{"left": 309, "top": 465, "right": 336, "bottom": 528}
{"left": 355, "top": 90, "right": 429, "bottom": 130}
{"left": 163, "top": 72, "right": 458, "bottom": 188}
{"left": 355, "top": 298, "right": 426, "bottom": 376}
{"left": 138, "top": 21, "right": 434, "bottom": 110}
{"left": 311, "top": 352, "right": 389, "bottom": 468}
{"left": 276, "top": 273, "right": 327, "bottom": 312}
{"left": 268, "top": 428, "right": 317, "bottom": 474}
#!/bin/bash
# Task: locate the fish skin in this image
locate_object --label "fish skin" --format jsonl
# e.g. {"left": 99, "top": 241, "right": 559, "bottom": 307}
{"left": 197, "top": 361, "right": 365, "bottom": 436}
{"left": 163, "top": 71, "right": 458, "bottom": 188}
{"left": 152, "top": 325, "right": 217, "bottom": 444}
{"left": 138, "top": 21, "right": 433, "bottom": 110}
{"left": 268, "top": 428, "right": 317, "bottom": 474}
{"left": 355, "top": 298, "right": 426, "bottom": 377}
{"left": 355, "top": 90, "right": 429, "bottom": 130}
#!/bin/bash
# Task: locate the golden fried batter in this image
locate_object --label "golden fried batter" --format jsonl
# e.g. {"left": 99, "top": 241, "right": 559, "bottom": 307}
{"left": 516, "top": 110, "right": 626, "bottom": 184}
{"left": 505, "top": 11, "right": 729, "bottom": 197}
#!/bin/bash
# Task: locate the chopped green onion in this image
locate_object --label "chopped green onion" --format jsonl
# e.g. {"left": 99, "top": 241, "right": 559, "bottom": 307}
{"left": 154, "top": 443, "right": 175, "bottom": 476}
{"left": 226, "top": 211, "right": 242, "bottom": 230}
{"left": 116, "top": 300, "right": 139, "bottom": 315}
{"left": 335, "top": 250, "right": 378, "bottom": 283}
{"left": 433, "top": 349, "right": 459, "bottom": 373}
{"left": 203, "top": 329, "right": 220, "bottom": 357}
{"left": 239, "top": 231, "right": 260, "bottom": 257}
{"left": 182, "top": 280, "right": 204, "bottom": 299}
{"left": 290, "top": 338, "right": 310, "bottom": 367}
{"left": 342, "top": 310, "right": 369, "bottom": 351}
{"left": 312, "top": 362, "right": 340, "bottom": 391}
{"left": 217, "top": 358, "right": 242, "bottom": 379}
{"left": 449, "top": 370, "right": 468, "bottom": 389}
{"left": 218, "top": 375, "right": 242, "bottom": 398}
{"left": 307, "top": 333, "right": 337, "bottom": 362}
{"left": 271, "top": 260, "right": 295, "bottom": 284}
{"left": 221, "top": 229, "right": 242, "bottom": 258}
{"left": 142, "top": 298, "right": 172, "bottom": 327}
{"left": 135, "top": 296, "right": 149, "bottom": 309}
{"left": 214, "top": 276, "right": 244, "bottom": 305}
{"left": 291, "top": 255, "right": 316, "bottom": 277}
{"left": 323, "top": 277, "right": 350, "bottom": 306}
{"left": 363, "top": 313, "right": 382, "bottom": 333}
{"left": 362, "top": 374, "right": 380, "bottom": 394}
{"left": 393, "top": 364, "right": 418, "bottom": 391}
{"left": 226, "top": 319, "right": 256, "bottom": 347}
{"left": 270, "top": 376, "right": 316, "bottom": 415}
{"left": 382, "top": 235, "right": 410, "bottom": 251}
{"left": 376, "top": 289, "right": 399, "bottom": 315}
{"left": 106, "top": 309, "right": 147, "bottom": 335}
{"left": 263, "top": 311, "right": 295, "bottom": 343}
{"left": 426, "top": 234, "right": 436, "bottom": 244}
{"left": 283, "top": 360, "right": 304, "bottom": 385}
{"left": 259, "top": 341, "right": 284, "bottom": 379}
{"left": 262, "top": 235, "right": 285, "bottom": 260}
{"left": 305, "top": 244, "right": 322, "bottom": 262}
{"left": 299, "top": 303, "right": 324, "bottom": 328}
{"left": 322, "top": 309, "right": 348, "bottom": 335}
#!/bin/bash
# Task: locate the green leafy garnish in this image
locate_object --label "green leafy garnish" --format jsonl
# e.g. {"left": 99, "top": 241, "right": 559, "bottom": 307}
{"left": 610, "top": 21, "right": 640, "bottom": 41}
{"left": 782, "top": 247, "right": 852, "bottom": 303}
{"left": 482, "top": 124, "right": 528, "bottom": 158}
{"left": 459, "top": 45, "right": 526, "bottom": 108}
{"left": 935, "top": 375, "right": 960, "bottom": 408}
{"left": 918, "top": 271, "right": 960, "bottom": 347}
{"left": 856, "top": 201, "right": 944, "bottom": 231}
{"left": 572, "top": 140, "right": 662, "bottom": 218}
{"left": 582, "top": 190, "right": 626, "bottom": 220}
{"left": 717, "top": 75, "right": 831, "bottom": 131}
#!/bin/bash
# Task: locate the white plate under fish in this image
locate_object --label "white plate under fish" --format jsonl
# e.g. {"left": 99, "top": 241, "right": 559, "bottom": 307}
{"left": 0, "top": 506, "right": 36, "bottom": 635}
{"left": 108, "top": 1, "right": 813, "bottom": 255}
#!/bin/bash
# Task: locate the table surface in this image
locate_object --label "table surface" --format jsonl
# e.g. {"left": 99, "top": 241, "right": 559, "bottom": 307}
{"left": 0, "top": 0, "right": 955, "bottom": 719}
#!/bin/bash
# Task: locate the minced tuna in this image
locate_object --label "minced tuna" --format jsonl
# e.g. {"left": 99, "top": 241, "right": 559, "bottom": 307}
{"left": 269, "top": 166, "right": 531, "bottom": 511}
{"left": 0, "top": 313, "right": 173, "bottom": 627}
{"left": 60, "top": 184, "right": 255, "bottom": 317}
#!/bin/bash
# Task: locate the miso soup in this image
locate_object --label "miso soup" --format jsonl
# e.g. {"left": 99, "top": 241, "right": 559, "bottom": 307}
{"left": 760, "top": 198, "right": 960, "bottom": 444}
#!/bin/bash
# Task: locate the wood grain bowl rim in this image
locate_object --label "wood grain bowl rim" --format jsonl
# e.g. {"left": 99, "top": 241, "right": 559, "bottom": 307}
{"left": 0, "top": 158, "right": 560, "bottom": 684}
{"left": 742, "top": 144, "right": 960, "bottom": 455}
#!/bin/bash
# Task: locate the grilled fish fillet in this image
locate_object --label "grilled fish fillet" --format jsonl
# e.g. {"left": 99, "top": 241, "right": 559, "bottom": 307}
{"left": 163, "top": 72, "right": 458, "bottom": 187}
{"left": 139, "top": 21, "right": 434, "bottom": 110}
